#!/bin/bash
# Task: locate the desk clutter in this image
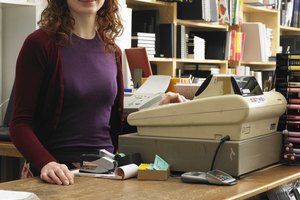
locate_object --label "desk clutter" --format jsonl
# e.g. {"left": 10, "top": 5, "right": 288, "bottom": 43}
{"left": 275, "top": 54, "right": 300, "bottom": 164}
{"left": 72, "top": 150, "right": 171, "bottom": 181}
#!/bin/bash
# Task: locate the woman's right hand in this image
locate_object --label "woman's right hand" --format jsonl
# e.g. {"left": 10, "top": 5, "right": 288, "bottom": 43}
{"left": 40, "top": 161, "right": 74, "bottom": 185}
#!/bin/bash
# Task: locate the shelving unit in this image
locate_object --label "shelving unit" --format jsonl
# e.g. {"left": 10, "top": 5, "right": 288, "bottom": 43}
{"left": 239, "top": 6, "right": 279, "bottom": 71}
{"left": 126, "top": 1, "right": 300, "bottom": 78}
{"left": 126, "top": 0, "right": 229, "bottom": 76}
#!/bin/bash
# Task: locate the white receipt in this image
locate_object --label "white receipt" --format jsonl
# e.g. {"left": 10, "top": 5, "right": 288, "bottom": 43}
{"left": 135, "top": 75, "right": 171, "bottom": 94}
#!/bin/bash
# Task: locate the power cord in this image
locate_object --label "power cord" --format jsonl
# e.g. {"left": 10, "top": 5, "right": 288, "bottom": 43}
{"left": 210, "top": 135, "right": 230, "bottom": 171}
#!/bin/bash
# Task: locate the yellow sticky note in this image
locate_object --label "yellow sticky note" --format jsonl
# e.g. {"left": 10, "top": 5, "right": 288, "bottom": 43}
{"left": 138, "top": 163, "right": 150, "bottom": 170}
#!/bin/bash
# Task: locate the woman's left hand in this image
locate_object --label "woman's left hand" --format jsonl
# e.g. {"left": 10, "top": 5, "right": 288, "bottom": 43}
{"left": 159, "top": 92, "right": 188, "bottom": 105}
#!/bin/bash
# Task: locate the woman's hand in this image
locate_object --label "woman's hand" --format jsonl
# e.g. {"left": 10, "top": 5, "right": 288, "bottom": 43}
{"left": 159, "top": 92, "right": 188, "bottom": 105}
{"left": 40, "top": 161, "right": 74, "bottom": 185}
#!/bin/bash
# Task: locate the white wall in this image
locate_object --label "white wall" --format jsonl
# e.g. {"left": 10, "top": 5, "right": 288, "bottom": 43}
{"left": 0, "top": 3, "right": 38, "bottom": 124}
{"left": 36, "top": 0, "right": 47, "bottom": 25}
{"left": 116, "top": 0, "right": 132, "bottom": 89}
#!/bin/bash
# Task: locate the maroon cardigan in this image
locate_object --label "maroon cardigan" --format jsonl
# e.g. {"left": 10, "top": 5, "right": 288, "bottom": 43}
{"left": 9, "top": 29, "right": 124, "bottom": 172}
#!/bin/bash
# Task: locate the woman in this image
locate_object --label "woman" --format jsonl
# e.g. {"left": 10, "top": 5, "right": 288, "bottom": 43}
{"left": 10, "top": 0, "right": 186, "bottom": 186}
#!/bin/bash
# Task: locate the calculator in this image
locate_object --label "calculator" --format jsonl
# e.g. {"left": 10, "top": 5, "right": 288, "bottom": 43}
{"left": 181, "top": 169, "right": 237, "bottom": 186}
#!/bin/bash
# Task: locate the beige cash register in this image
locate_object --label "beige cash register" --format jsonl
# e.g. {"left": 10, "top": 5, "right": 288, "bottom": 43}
{"left": 127, "top": 74, "right": 286, "bottom": 140}
{"left": 119, "top": 74, "right": 287, "bottom": 177}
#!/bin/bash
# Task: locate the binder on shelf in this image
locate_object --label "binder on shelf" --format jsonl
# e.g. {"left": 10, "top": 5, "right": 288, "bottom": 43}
{"left": 210, "top": 0, "right": 219, "bottom": 23}
{"left": 218, "top": 0, "right": 230, "bottom": 25}
{"left": 290, "top": 0, "right": 299, "bottom": 27}
{"left": 158, "top": 23, "right": 174, "bottom": 58}
{"left": 241, "top": 22, "right": 267, "bottom": 62}
{"left": 177, "top": 0, "right": 205, "bottom": 21}
{"left": 132, "top": 10, "right": 159, "bottom": 34}
{"left": 176, "top": 25, "right": 187, "bottom": 59}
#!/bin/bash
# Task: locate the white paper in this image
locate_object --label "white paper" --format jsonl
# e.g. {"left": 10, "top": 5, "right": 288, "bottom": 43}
{"left": 72, "top": 163, "right": 138, "bottom": 180}
{"left": 0, "top": 190, "right": 40, "bottom": 200}
{"left": 135, "top": 75, "right": 171, "bottom": 94}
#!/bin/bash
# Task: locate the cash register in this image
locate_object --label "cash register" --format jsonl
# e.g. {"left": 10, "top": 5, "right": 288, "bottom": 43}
{"left": 119, "top": 74, "right": 287, "bottom": 177}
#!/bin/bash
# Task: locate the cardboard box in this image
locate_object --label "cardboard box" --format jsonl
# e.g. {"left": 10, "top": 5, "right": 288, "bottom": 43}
{"left": 137, "top": 167, "right": 170, "bottom": 181}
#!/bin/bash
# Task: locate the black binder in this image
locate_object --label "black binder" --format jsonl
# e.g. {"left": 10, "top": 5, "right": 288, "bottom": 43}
{"left": 189, "top": 31, "right": 229, "bottom": 60}
{"left": 158, "top": 23, "right": 174, "bottom": 58}
{"left": 177, "top": 1, "right": 203, "bottom": 20}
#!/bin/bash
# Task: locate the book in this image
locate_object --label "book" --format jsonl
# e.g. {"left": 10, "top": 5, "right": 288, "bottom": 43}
{"left": 218, "top": 0, "right": 230, "bottom": 24}
{"left": 176, "top": 25, "right": 187, "bottom": 58}
{"left": 210, "top": 0, "right": 219, "bottom": 22}
{"left": 229, "top": 30, "right": 237, "bottom": 60}
{"left": 131, "top": 36, "right": 156, "bottom": 41}
{"left": 291, "top": 0, "right": 299, "bottom": 27}
{"left": 235, "top": 31, "right": 246, "bottom": 61}
{"left": 241, "top": 22, "right": 267, "bottom": 62}
{"left": 132, "top": 37, "right": 155, "bottom": 47}
{"left": 133, "top": 32, "right": 156, "bottom": 37}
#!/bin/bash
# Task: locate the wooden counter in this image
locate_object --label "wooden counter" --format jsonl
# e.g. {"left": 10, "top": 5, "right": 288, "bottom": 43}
{"left": 0, "top": 142, "right": 22, "bottom": 157}
{"left": 0, "top": 164, "right": 300, "bottom": 200}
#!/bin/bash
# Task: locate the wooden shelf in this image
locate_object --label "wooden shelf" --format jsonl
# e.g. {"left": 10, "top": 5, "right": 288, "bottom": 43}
{"left": 241, "top": 61, "right": 276, "bottom": 65}
{"left": 176, "top": 58, "right": 227, "bottom": 65}
{"left": 176, "top": 19, "right": 228, "bottom": 30}
{"left": 280, "top": 26, "right": 300, "bottom": 35}
{"left": 149, "top": 57, "right": 174, "bottom": 62}
{"left": 126, "top": 0, "right": 172, "bottom": 7}
{"left": 0, "top": 142, "right": 22, "bottom": 158}
{"left": 243, "top": 4, "right": 278, "bottom": 14}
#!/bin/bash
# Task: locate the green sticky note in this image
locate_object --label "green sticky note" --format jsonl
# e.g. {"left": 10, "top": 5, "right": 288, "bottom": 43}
{"left": 153, "top": 155, "right": 169, "bottom": 171}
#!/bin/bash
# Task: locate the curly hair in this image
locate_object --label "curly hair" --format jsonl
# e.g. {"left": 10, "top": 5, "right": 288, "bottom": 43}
{"left": 38, "top": 0, "right": 124, "bottom": 52}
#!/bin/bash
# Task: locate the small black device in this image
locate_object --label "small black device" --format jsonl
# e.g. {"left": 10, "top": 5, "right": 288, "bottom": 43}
{"left": 181, "top": 169, "right": 237, "bottom": 186}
